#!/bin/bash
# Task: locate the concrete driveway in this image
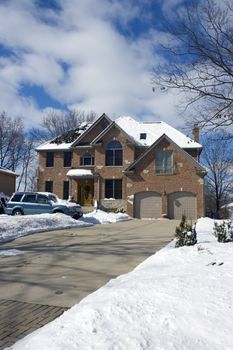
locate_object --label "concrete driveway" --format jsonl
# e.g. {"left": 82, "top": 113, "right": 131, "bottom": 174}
{"left": 0, "top": 219, "right": 178, "bottom": 348}
{"left": 0, "top": 219, "right": 178, "bottom": 308}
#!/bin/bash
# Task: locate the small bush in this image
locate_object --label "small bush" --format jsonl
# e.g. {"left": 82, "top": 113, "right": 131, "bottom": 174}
{"left": 175, "top": 215, "right": 197, "bottom": 248}
{"left": 213, "top": 221, "right": 233, "bottom": 242}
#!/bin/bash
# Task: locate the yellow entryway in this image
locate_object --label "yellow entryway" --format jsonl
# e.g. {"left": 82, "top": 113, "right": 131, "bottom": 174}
{"left": 78, "top": 180, "right": 94, "bottom": 206}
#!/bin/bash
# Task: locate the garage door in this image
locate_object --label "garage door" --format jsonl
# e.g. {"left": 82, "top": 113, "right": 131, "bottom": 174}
{"left": 168, "top": 192, "right": 196, "bottom": 220}
{"left": 134, "top": 191, "right": 162, "bottom": 219}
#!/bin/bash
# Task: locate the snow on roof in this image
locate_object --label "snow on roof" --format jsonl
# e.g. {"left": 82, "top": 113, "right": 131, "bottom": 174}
{"left": 36, "top": 115, "right": 202, "bottom": 151}
{"left": 36, "top": 123, "right": 93, "bottom": 151}
{"left": 115, "top": 116, "right": 202, "bottom": 149}
{"left": 0, "top": 166, "right": 18, "bottom": 176}
{"left": 36, "top": 142, "right": 73, "bottom": 151}
{"left": 67, "top": 169, "right": 94, "bottom": 178}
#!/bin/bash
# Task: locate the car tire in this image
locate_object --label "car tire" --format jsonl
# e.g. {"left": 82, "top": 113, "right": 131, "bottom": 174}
{"left": 12, "top": 209, "right": 23, "bottom": 216}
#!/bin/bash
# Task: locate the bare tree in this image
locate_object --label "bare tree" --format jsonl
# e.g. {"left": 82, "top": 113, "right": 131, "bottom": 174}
{"left": 201, "top": 133, "right": 233, "bottom": 217}
{"left": 0, "top": 109, "right": 98, "bottom": 192}
{"left": 31, "top": 109, "right": 98, "bottom": 141}
{"left": 153, "top": 0, "right": 233, "bottom": 131}
{"left": 16, "top": 137, "right": 37, "bottom": 191}
{"left": 0, "top": 111, "right": 38, "bottom": 192}
{"left": 0, "top": 112, "right": 25, "bottom": 171}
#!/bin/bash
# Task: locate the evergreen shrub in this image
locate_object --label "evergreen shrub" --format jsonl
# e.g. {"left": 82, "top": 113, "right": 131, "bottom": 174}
{"left": 175, "top": 215, "right": 197, "bottom": 247}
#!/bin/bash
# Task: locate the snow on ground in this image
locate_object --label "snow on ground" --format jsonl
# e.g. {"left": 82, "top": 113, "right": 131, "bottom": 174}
{"left": 0, "top": 249, "right": 25, "bottom": 256}
{"left": 82, "top": 210, "right": 129, "bottom": 224}
{"left": 8, "top": 217, "right": 233, "bottom": 350}
{"left": 0, "top": 210, "right": 130, "bottom": 244}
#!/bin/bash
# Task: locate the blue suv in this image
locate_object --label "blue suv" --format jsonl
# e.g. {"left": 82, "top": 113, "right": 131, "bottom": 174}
{"left": 5, "top": 192, "right": 83, "bottom": 219}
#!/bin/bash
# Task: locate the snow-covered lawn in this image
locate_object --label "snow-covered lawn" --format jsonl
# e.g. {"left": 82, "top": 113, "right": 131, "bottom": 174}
{"left": 8, "top": 217, "right": 233, "bottom": 350}
{"left": 0, "top": 210, "right": 130, "bottom": 244}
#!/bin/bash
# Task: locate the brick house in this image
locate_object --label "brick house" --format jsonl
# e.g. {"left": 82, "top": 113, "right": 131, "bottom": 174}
{"left": 0, "top": 166, "right": 18, "bottom": 196}
{"left": 37, "top": 114, "right": 206, "bottom": 219}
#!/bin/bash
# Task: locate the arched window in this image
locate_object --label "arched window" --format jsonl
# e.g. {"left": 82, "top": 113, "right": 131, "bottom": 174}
{"left": 106, "top": 140, "right": 122, "bottom": 166}
{"left": 80, "top": 152, "right": 94, "bottom": 166}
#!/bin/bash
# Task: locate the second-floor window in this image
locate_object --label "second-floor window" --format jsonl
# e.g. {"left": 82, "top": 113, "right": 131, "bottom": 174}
{"left": 106, "top": 140, "right": 122, "bottom": 166}
{"left": 80, "top": 152, "right": 94, "bottom": 166}
{"left": 64, "top": 151, "right": 72, "bottom": 167}
{"left": 46, "top": 152, "right": 54, "bottom": 167}
{"left": 155, "top": 151, "right": 173, "bottom": 174}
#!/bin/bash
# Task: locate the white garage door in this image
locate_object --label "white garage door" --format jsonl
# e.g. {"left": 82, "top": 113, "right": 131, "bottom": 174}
{"left": 134, "top": 191, "right": 162, "bottom": 219}
{"left": 168, "top": 192, "right": 197, "bottom": 220}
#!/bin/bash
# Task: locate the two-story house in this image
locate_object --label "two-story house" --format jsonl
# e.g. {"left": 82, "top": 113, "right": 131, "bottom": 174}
{"left": 37, "top": 113, "right": 206, "bottom": 220}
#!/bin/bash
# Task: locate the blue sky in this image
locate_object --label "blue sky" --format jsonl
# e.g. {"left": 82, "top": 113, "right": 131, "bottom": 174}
{"left": 0, "top": 0, "right": 188, "bottom": 128}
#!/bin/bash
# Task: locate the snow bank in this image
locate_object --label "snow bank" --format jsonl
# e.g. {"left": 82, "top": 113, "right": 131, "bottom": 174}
{"left": 0, "top": 249, "right": 25, "bottom": 256}
{"left": 0, "top": 213, "right": 92, "bottom": 243}
{"left": 0, "top": 210, "right": 130, "bottom": 243}
{"left": 8, "top": 217, "right": 233, "bottom": 350}
{"left": 82, "top": 209, "right": 130, "bottom": 224}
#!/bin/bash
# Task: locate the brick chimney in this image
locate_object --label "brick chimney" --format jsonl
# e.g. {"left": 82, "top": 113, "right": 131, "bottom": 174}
{"left": 193, "top": 124, "right": 199, "bottom": 143}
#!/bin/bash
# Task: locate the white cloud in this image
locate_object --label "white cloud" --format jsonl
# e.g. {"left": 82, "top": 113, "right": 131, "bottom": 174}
{"left": 0, "top": 0, "right": 186, "bottom": 128}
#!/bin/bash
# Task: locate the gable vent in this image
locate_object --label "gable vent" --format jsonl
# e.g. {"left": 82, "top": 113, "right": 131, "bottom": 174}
{"left": 140, "top": 133, "right": 147, "bottom": 140}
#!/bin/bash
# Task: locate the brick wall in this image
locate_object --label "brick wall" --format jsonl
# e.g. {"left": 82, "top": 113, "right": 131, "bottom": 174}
{"left": 125, "top": 139, "right": 205, "bottom": 218}
{"left": 38, "top": 151, "right": 72, "bottom": 198}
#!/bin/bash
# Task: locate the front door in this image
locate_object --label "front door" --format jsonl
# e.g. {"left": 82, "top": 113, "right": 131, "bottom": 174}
{"left": 83, "top": 184, "right": 92, "bottom": 205}
{"left": 78, "top": 180, "right": 93, "bottom": 206}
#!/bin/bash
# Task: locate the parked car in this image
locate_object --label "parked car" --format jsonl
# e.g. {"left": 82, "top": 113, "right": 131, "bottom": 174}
{"left": 0, "top": 192, "right": 9, "bottom": 214}
{"left": 5, "top": 192, "right": 83, "bottom": 219}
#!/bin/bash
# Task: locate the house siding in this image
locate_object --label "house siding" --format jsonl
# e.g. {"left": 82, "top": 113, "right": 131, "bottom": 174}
{"left": 0, "top": 172, "right": 17, "bottom": 196}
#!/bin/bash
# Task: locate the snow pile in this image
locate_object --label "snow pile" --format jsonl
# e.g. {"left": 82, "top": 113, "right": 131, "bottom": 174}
{"left": 82, "top": 209, "right": 130, "bottom": 224}
{"left": 0, "top": 249, "right": 25, "bottom": 256}
{"left": 0, "top": 210, "right": 130, "bottom": 243}
{"left": 0, "top": 213, "right": 93, "bottom": 243}
{"left": 9, "top": 217, "right": 233, "bottom": 350}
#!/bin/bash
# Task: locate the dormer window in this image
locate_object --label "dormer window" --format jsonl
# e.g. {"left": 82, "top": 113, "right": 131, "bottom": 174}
{"left": 140, "top": 133, "right": 147, "bottom": 140}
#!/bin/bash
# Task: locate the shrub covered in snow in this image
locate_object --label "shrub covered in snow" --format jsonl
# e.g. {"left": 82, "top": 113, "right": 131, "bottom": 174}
{"left": 175, "top": 215, "right": 197, "bottom": 247}
{"left": 213, "top": 221, "right": 233, "bottom": 242}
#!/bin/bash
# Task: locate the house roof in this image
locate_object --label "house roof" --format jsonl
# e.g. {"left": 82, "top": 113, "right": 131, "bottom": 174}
{"left": 36, "top": 114, "right": 202, "bottom": 151}
{"left": 124, "top": 134, "right": 206, "bottom": 174}
{"left": 0, "top": 166, "right": 18, "bottom": 176}
{"left": 72, "top": 113, "right": 112, "bottom": 147}
{"left": 36, "top": 122, "right": 93, "bottom": 151}
{"left": 115, "top": 116, "right": 202, "bottom": 149}
{"left": 91, "top": 121, "right": 139, "bottom": 146}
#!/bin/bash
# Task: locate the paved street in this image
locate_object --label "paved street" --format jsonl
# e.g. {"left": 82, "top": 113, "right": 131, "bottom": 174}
{"left": 0, "top": 219, "right": 177, "bottom": 348}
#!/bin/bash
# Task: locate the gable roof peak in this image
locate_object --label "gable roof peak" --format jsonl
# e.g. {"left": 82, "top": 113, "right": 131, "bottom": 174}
{"left": 124, "top": 133, "right": 206, "bottom": 174}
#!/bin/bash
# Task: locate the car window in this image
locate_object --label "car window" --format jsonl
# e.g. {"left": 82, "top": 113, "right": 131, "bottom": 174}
{"left": 22, "top": 194, "right": 37, "bottom": 203}
{"left": 48, "top": 194, "right": 58, "bottom": 202}
{"left": 11, "top": 194, "right": 24, "bottom": 202}
{"left": 37, "top": 195, "right": 50, "bottom": 204}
